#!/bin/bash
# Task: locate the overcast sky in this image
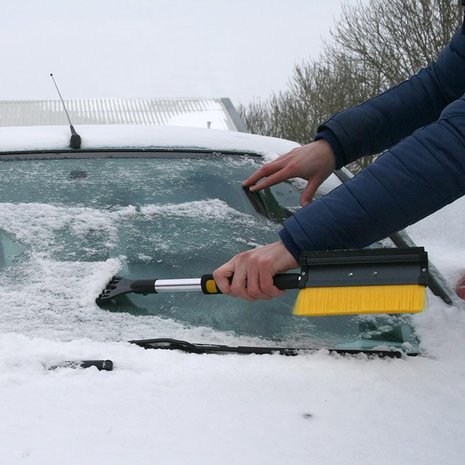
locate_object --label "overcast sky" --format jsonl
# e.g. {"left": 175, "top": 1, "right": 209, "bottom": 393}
{"left": 0, "top": 0, "right": 352, "bottom": 106}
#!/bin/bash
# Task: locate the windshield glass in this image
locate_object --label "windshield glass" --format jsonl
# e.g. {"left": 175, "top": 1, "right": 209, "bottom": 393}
{"left": 0, "top": 152, "right": 418, "bottom": 352}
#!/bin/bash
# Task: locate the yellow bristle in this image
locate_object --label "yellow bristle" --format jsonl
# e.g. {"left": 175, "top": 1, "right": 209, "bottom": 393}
{"left": 293, "top": 284, "right": 426, "bottom": 316}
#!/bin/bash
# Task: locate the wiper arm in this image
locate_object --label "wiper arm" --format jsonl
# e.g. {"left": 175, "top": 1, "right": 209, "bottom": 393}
{"left": 128, "top": 337, "right": 415, "bottom": 358}
{"left": 129, "top": 338, "right": 300, "bottom": 355}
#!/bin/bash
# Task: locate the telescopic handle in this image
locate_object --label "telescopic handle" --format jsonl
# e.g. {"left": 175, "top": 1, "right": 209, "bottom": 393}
{"left": 200, "top": 273, "right": 300, "bottom": 295}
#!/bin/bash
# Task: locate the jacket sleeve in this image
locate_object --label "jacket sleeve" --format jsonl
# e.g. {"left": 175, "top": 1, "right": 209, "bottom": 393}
{"left": 316, "top": 26, "right": 465, "bottom": 168}
{"left": 279, "top": 94, "right": 465, "bottom": 256}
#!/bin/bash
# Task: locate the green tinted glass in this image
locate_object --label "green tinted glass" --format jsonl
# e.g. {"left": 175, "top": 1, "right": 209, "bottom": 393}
{"left": 0, "top": 153, "right": 418, "bottom": 351}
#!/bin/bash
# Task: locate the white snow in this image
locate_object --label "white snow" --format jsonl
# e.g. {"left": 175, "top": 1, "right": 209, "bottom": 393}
{"left": 1, "top": 302, "right": 465, "bottom": 465}
{"left": 0, "top": 124, "right": 299, "bottom": 157}
{"left": 0, "top": 0, "right": 464, "bottom": 461}
{"left": 0, "top": 135, "right": 464, "bottom": 465}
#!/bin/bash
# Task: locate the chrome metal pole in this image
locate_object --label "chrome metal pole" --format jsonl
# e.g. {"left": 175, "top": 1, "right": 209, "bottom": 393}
{"left": 154, "top": 278, "right": 202, "bottom": 293}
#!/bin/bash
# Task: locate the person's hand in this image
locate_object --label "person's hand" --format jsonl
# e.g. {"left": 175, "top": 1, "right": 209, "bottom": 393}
{"left": 243, "top": 139, "right": 336, "bottom": 206}
{"left": 213, "top": 241, "right": 299, "bottom": 301}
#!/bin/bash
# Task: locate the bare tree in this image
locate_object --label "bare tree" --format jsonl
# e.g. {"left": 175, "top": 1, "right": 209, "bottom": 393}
{"left": 241, "top": 0, "right": 463, "bottom": 173}
{"left": 332, "top": 0, "right": 463, "bottom": 88}
{"left": 241, "top": 55, "right": 376, "bottom": 145}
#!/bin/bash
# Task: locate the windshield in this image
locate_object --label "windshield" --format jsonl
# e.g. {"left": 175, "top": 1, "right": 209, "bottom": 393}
{"left": 0, "top": 152, "right": 418, "bottom": 352}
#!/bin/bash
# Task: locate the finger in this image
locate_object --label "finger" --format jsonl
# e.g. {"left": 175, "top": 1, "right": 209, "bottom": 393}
{"left": 243, "top": 255, "right": 285, "bottom": 300}
{"left": 258, "top": 270, "right": 285, "bottom": 299}
{"left": 243, "top": 260, "right": 271, "bottom": 300}
{"left": 225, "top": 255, "right": 256, "bottom": 301}
{"left": 242, "top": 168, "right": 273, "bottom": 188}
{"left": 242, "top": 167, "right": 268, "bottom": 187}
{"left": 300, "top": 181, "right": 318, "bottom": 206}
{"left": 212, "top": 264, "right": 234, "bottom": 294}
{"left": 242, "top": 157, "right": 288, "bottom": 187}
{"left": 248, "top": 169, "right": 291, "bottom": 192}
{"left": 230, "top": 266, "right": 256, "bottom": 302}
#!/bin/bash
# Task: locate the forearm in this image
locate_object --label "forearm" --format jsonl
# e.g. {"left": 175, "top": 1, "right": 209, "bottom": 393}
{"left": 282, "top": 95, "right": 465, "bottom": 254}
{"left": 316, "top": 26, "right": 465, "bottom": 168}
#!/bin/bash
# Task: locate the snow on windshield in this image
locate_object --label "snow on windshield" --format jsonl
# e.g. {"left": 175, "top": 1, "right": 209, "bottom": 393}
{"left": 0, "top": 156, "right": 271, "bottom": 342}
{"left": 0, "top": 154, "right": 416, "bottom": 349}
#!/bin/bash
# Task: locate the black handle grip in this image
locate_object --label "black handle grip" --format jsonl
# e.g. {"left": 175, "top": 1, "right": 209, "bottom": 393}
{"left": 130, "top": 280, "right": 156, "bottom": 294}
{"left": 200, "top": 273, "right": 300, "bottom": 294}
{"left": 273, "top": 273, "right": 301, "bottom": 290}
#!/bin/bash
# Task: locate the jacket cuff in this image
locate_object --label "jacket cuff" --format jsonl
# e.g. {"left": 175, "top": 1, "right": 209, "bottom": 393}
{"left": 314, "top": 128, "right": 346, "bottom": 169}
{"left": 278, "top": 228, "right": 301, "bottom": 262}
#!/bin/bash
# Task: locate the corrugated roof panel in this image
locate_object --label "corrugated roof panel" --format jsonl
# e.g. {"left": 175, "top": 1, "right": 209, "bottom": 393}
{"left": 0, "top": 98, "right": 245, "bottom": 131}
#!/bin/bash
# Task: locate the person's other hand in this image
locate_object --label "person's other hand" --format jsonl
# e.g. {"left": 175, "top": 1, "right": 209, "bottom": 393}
{"left": 213, "top": 241, "right": 298, "bottom": 301}
{"left": 243, "top": 139, "right": 336, "bottom": 206}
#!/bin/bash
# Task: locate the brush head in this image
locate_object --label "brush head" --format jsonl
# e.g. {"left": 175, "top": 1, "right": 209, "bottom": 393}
{"left": 293, "top": 248, "right": 428, "bottom": 317}
{"left": 293, "top": 284, "right": 426, "bottom": 316}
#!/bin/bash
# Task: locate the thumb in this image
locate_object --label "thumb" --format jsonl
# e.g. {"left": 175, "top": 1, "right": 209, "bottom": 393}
{"left": 212, "top": 263, "right": 234, "bottom": 294}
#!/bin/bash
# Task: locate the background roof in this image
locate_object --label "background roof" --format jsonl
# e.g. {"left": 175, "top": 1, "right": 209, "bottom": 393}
{"left": 0, "top": 97, "right": 247, "bottom": 132}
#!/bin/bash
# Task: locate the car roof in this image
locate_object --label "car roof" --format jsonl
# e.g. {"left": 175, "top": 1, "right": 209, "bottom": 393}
{"left": 0, "top": 124, "right": 299, "bottom": 158}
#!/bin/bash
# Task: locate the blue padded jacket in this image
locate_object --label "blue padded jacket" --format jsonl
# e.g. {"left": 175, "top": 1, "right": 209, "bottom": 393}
{"left": 279, "top": 22, "right": 465, "bottom": 259}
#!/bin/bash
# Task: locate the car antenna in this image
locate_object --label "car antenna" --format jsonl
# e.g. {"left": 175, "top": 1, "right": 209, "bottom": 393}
{"left": 50, "top": 73, "right": 81, "bottom": 149}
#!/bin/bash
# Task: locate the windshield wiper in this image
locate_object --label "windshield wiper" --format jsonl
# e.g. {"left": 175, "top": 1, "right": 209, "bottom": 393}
{"left": 129, "top": 338, "right": 416, "bottom": 358}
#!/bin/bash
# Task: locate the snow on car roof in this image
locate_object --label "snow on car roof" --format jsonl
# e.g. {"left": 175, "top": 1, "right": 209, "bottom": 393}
{"left": 0, "top": 124, "right": 299, "bottom": 158}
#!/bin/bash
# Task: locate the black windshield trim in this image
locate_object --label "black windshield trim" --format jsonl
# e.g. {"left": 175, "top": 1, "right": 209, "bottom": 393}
{"left": 0, "top": 149, "right": 262, "bottom": 161}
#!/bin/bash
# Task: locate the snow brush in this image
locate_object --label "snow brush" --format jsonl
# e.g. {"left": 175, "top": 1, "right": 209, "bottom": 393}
{"left": 96, "top": 247, "right": 428, "bottom": 316}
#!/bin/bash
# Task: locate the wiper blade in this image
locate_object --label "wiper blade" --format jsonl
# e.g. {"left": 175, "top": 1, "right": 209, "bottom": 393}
{"left": 129, "top": 338, "right": 300, "bottom": 355}
{"left": 129, "top": 338, "right": 416, "bottom": 358}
